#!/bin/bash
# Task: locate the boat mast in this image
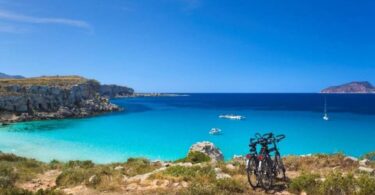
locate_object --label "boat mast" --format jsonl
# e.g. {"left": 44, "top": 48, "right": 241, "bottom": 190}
{"left": 324, "top": 97, "right": 327, "bottom": 115}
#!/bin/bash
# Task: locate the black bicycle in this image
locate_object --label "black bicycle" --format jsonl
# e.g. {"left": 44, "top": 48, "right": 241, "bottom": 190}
{"left": 246, "top": 132, "right": 286, "bottom": 190}
{"left": 257, "top": 134, "right": 275, "bottom": 190}
{"left": 270, "top": 134, "right": 286, "bottom": 181}
{"left": 246, "top": 137, "right": 260, "bottom": 189}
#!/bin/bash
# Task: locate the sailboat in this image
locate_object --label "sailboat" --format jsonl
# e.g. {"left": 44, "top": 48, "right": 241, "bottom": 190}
{"left": 323, "top": 97, "right": 329, "bottom": 121}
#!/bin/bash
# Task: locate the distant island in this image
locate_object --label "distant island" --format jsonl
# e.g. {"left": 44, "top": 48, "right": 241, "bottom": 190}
{"left": 0, "top": 72, "right": 25, "bottom": 79}
{"left": 321, "top": 81, "right": 375, "bottom": 94}
{"left": 0, "top": 75, "right": 134, "bottom": 124}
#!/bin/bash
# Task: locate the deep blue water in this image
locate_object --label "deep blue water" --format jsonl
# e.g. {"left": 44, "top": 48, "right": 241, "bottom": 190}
{"left": 0, "top": 93, "right": 374, "bottom": 163}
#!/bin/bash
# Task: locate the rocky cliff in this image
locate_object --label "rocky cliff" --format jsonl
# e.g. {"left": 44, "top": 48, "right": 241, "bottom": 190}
{"left": 100, "top": 84, "right": 134, "bottom": 98}
{"left": 321, "top": 81, "right": 375, "bottom": 94}
{"left": 0, "top": 76, "right": 120, "bottom": 122}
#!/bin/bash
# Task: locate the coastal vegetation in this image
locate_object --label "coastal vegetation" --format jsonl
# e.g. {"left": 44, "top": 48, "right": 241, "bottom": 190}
{"left": 175, "top": 151, "right": 212, "bottom": 164}
{"left": 0, "top": 76, "right": 89, "bottom": 91}
{"left": 0, "top": 150, "right": 373, "bottom": 195}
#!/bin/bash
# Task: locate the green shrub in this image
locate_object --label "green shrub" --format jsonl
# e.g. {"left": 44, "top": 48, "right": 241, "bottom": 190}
{"left": 65, "top": 160, "right": 94, "bottom": 169}
{"left": 356, "top": 174, "right": 375, "bottom": 195}
{"left": 176, "top": 152, "right": 211, "bottom": 164}
{"left": 0, "top": 187, "right": 64, "bottom": 195}
{"left": 124, "top": 158, "right": 159, "bottom": 176}
{"left": 289, "top": 172, "right": 320, "bottom": 194}
{"left": 0, "top": 165, "right": 18, "bottom": 188}
{"left": 0, "top": 153, "right": 46, "bottom": 183}
{"left": 319, "top": 172, "right": 356, "bottom": 195}
{"left": 0, "top": 187, "right": 33, "bottom": 195}
{"left": 126, "top": 158, "right": 150, "bottom": 166}
{"left": 56, "top": 168, "right": 87, "bottom": 187}
{"left": 0, "top": 153, "right": 26, "bottom": 162}
{"left": 361, "top": 151, "right": 375, "bottom": 161}
{"left": 34, "top": 188, "right": 66, "bottom": 195}
{"left": 49, "top": 160, "right": 63, "bottom": 169}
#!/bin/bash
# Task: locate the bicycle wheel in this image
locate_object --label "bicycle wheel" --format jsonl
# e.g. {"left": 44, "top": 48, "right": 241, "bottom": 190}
{"left": 275, "top": 154, "right": 286, "bottom": 180}
{"left": 259, "top": 159, "right": 274, "bottom": 191}
{"left": 246, "top": 157, "right": 258, "bottom": 189}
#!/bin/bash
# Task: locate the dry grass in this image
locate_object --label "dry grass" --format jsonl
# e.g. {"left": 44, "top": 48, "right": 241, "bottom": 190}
{"left": 283, "top": 153, "right": 358, "bottom": 174}
{"left": 0, "top": 76, "right": 87, "bottom": 88}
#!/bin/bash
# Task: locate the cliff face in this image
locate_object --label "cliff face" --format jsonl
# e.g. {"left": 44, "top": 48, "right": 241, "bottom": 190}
{"left": 321, "top": 81, "right": 375, "bottom": 94}
{"left": 0, "top": 76, "right": 120, "bottom": 122}
{"left": 100, "top": 84, "right": 134, "bottom": 98}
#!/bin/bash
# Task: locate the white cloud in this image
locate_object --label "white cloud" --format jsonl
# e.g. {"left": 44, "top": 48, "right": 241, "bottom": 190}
{"left": 0, "top": 10, "right": 91, "bottom": 30}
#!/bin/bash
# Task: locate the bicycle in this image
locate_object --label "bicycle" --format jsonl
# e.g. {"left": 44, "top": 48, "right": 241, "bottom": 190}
{"left": 270, "top": 134, "right": 286, "bottom": 181}
{"left": 246, "top": 132, "right": 286, "bottom": 191}
{"left": 246, "top": 137, "right": 260, "bottom": 189}
{"left": 257, "top": 133, "right": 275, "bottom": 190}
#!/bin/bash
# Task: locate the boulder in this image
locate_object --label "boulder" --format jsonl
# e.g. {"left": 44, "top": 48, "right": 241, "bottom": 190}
{"left": 88, "top": 175, "right": 99, "bottom": 184}
{"left": 359, "top": 159, "right": 370, "bottom": 166}
{"left": 189, "top": 141, "right": 224, "bottom": 162}
{"left": 358, "top": 166, "right": 374, "bottom": 174}
{"left": 344, "top": 156, "right": 358, "bottom": 162}
{"left": 226, "top": 164, "right": 236, "bottom": 170}
{"left": 214, "top": 168, "right": 231, "bottom": 179}
{"left": 114, "top": 166, "right": 124, "bottom": 171}
{"left": 232, "top": 155, "right": 245, "bottom": 164}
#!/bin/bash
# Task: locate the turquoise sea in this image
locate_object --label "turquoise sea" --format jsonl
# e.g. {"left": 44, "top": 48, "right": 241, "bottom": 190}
{"left": 0, "top": 94, "right": 374, "bottom": 163}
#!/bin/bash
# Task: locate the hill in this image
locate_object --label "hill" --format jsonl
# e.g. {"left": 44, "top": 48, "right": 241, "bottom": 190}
{"left": 0, "top": 72, "right": 25, "bottom": 79}
{"left": 321, "top": 81, "right": 375, "bottom": 93}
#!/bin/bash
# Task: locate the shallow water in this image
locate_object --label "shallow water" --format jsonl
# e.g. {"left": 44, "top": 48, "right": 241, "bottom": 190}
{"left": 0, "top": 94, "right": 374, "bottom": 163}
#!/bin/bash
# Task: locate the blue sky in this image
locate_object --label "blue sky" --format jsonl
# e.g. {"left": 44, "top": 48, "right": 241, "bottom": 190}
{"left": 0, "top": 0, "right": 374, "bottom": 92}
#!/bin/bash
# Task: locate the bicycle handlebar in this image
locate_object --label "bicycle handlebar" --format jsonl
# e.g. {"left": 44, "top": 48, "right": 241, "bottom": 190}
{"left": 275, "top": 134, "right": 285, "bottom": 142}
{"left": 251, "top": 132, "right": 286, "bottom": 145}
{"left": 262, "top": 132, "right": 274, "bottom": 139}
{"left": 255, "top": 133, "right": 262, "bottom": 139}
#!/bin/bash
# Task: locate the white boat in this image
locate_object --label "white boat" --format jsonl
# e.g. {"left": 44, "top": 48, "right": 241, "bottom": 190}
{"left": 323, "top": 97, "right": 329, "bottom": 121}
{"left": 218, "top": 114, "right": 246, "bottom": 120}
{"left": 209, "top": 128, "right": 222, "bottom": 135}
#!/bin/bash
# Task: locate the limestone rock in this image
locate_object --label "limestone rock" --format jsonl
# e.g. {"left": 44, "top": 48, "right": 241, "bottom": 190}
{"left": 359, "top": 159, "right": 370, "bottom": 166}
{"left": 100, "top": 84, "right": 134, "bottom": 98}
{"left": 114, "top": 166, "right": 124, "bottom": 170}
{"left": 88, "top": 175, "right": 98, "bottom": 184}
{"left": 214, "top": 168, "right": 231, "bottom": 179}
{"left": 0, "top": 76, "right": 122, "bottom": 122}
{"left": 226, "top": 164, "right": 236, "bottom": 170}
{"left": 344, "top": 156, "right": 358, "bottom": 162}
{"left": 189, "top": 141, "right": 224, "bottom": 162}
{"left": 358, "top": 166, "right": 374, "bottom": 174}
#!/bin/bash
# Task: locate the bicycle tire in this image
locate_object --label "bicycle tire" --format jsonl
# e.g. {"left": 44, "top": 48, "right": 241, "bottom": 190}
{"left": 246, "top": 157, "right": 259, "bottom": 189}
{"left": 259, "top": 158, "right": 274, "bottom": 191}
{"left": 275, "top": 154, "right": 286, "bottom": 181}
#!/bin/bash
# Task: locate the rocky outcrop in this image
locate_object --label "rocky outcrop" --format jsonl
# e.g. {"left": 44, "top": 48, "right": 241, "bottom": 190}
{"left": 0, "top": 72, "right": 25, "bottom": 79}
{"left": 321, "top": 81, "right": 375, "bottom": 93}
{"left": 189, "top": 141, "right": 224, "bottom": 162}
{"left": 100, "top": 84, "right": 134, "bottom": 98}
{"left": 0, "top": 76, "right": 121, "bottom": 123}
